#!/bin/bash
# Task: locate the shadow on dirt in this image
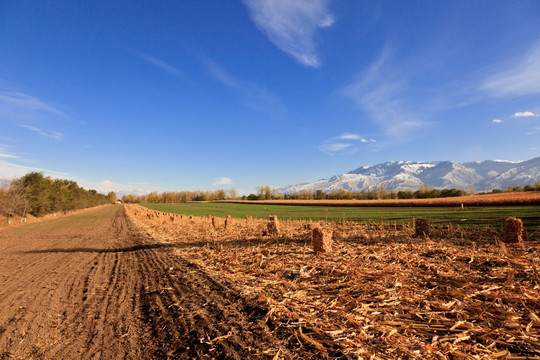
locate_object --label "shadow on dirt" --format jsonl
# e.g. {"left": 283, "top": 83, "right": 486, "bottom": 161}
{"left": 17, "top": 237, "right": 312, "bottom": 254}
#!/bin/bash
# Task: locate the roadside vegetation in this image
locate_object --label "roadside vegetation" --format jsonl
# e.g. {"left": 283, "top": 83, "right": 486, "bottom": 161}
{"left": 0, "top": 172, "right": 115, "bottom": 220}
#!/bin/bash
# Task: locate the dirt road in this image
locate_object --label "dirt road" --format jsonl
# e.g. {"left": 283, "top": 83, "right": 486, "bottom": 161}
{"left": 0, "top": 205, "right": 285, "bottom": 359}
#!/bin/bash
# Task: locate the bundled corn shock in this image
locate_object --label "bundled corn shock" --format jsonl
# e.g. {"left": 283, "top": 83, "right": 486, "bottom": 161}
{"left": 125, "top": 204, "right": 540, "bottom": 359}
{"left": 504, "top": 217, "right": 524, "bottom": 244}
{"left": 312, "top": 227, "right": 333, "bottom": 254}
{"left": 414, "top": 217, "right": 430, "bottom": 237}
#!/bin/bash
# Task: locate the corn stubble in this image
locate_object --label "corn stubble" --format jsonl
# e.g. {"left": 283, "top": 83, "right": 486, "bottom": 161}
{"left": 126, "top": 204, "right": 540, "bottom": 359}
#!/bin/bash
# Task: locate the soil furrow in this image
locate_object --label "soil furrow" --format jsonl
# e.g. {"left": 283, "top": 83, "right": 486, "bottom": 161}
{"left": 0, "top": 205, "right": 285, "bottom": 359}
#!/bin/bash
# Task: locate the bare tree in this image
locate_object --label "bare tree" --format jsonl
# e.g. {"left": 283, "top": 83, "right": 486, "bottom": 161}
{"left": 227, "top": 188, "right": 237, "bottom": 200}
{"left": 0, "top": 178, "right": 29, "bottom": 222}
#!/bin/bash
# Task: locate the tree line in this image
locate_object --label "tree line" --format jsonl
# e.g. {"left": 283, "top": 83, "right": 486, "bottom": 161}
{"left": 244, "top": 182, "right": 540, "bottom": 201}
{"left": 0, "top": 172, "right": 116, "bottom": 219}
{"left": 243, "top": 184, "right": 468, "bottom": 200}
{"left": 118, "top": 181, "right": 540, "bottom": 205}
{"left": 121, "top": 189, "right": 238, "bottom": 204}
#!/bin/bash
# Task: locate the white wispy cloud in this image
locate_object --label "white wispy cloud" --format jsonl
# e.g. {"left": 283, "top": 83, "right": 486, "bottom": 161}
{"left": 213, "top": 177, "right": 233, "bottom": 185}
{"left": 203, "top": 58, "right": 285, "bottom": 114}
{"left": 341, "top": 47, "right": 433, "bottom": 145}
{"left": 18, "top": 124, "right": 63, "bottom": 140}
{"left": 77, "top": 179, "right": 152, "bottom": 196}
{"left": 513, "top": 111, "right": 537, "bottom": 117}
{"left": 319, "top": 142, "right": 353, "bottom": 154}
{"left": 139, "top": 53, "right": 185, "bottom": 77}
{"left": 0, "top": 89, "right": 68, "bottom": 138}
{"left": 492, "top": 119, "right": 503, "bottom": 123}
{"left": 0, "top": 156, "right": 149, "bottom": 196}
{"left": 0, "top": 158, "right": 68, "bottom": 180}
{"left": 243, "top": 0, "right": 334, "bottom": 67}
{"left": 319, "top": 133, "right": 374, "bottom": 154}
{"left": 0, "top": 90, "right": 65, "bottom": 116}
{"left": 337, "top": 132, "right": 361, "bottom": 140}
{"left": 481, "top": 42, "right": 540, "bottom": 97}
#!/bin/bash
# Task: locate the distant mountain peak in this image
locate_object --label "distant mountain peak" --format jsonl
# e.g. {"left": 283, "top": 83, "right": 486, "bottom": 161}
{"left": 278, "top": 157, "right": 540, "bottom": 194}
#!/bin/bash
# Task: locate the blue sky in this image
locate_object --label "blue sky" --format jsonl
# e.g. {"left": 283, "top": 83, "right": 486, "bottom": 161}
{"left": 1, "top": 1, "right": 539, "bottom": 195}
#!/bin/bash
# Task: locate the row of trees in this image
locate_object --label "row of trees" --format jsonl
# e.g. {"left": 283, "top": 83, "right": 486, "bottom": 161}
{"left": 0, "top": 172, "right": 115, "bottom": 218}
{"left": 120, "top": 184, "right": 475, "bottom": 203}
{"left": 243, "top": 184, "right": 468, "bottom": 200}
{"left": 245, "top": 182, "right": 540, "bottom": 201}
{"left": 121, "top": 189, "right": 238, "bottom": 204}
{"left": 495, "top": 183, "right": 540, "bottom": 193}
{"left": 119, "top": 181, "right": 540, "bottom": 205}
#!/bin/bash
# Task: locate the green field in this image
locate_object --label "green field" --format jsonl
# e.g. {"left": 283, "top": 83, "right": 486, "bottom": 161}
{"left": 140, "top": 202, "right": 540, "bottom": 230}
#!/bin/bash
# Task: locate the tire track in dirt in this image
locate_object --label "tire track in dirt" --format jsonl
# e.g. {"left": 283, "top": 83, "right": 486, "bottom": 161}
{"left": 0, "top": 205, "right": 288, "bottom": 359}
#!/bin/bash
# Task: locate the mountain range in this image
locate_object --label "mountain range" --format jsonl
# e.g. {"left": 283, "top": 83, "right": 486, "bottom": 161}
{"left": 277, "top": 157, "right": 540, "bottom": 194}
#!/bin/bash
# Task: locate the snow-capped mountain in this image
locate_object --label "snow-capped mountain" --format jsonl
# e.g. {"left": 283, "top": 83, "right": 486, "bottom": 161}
{"left": 277, "top": 157, "right": 540, "bottom": 194}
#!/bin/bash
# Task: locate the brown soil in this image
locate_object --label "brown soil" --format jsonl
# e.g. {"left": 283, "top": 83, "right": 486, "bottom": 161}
{"left": 0, "top": 205, "right": 287, "bottom": 359}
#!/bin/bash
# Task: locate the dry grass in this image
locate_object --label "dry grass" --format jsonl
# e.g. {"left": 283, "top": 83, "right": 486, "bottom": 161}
{"left": 125, "top": 204, "right": 540, "bottom": 359}
{"left": 0, "top": 205, "right": 109, "bottom": 229}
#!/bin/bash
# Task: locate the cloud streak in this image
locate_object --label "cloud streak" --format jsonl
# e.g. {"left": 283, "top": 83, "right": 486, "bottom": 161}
{"left": 0, "top": 89, "right": 68, "bottom": 135}
{"left": 203, "top": 58, "right": 285, "bottom": 114}
{"left": 0, "top": 158, "right": 68, "bottom": 180}
{"left": 139, "top": 53, "right": 185, "bottom": 77}
{"left": 18, "top": 124, "right": 63, "bottom": 140}
{"left": 514, "top": 111, "right": 537, "bottom": 117}
{"left": 341, "top": 47, "right": 433, "bottom": 145}
{"left": 243, "top": 0, "right": 334, "bottom": 67}
{"left": 78, "top": 179, "right": 151, "bottom": 196}
{"left": 0, "top": 90, "right": 65, "bottom": 116}
{"left": 337, "top": 132, "right": 361, "bottom": 140}
{"left": 319, "top": 133, "right": 375, "bottom": 155}
{"left": 213, "top": 177, "right": 233, "bottom": 185}
{"left": 481, "top": 42, "right": 540, "bottom": 97}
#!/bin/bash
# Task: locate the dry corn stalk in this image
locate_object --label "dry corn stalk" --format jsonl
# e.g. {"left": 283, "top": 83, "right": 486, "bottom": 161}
{"left": 225, "top": 215, "right": 232, "bottom": 230}
{"left": 123, "top": 204, "right": 540, "bottom": 359}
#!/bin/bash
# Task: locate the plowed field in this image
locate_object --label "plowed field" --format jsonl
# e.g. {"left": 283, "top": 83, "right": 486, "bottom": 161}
{"left": 0, "top": 205, "right": 287, "bottom": 359}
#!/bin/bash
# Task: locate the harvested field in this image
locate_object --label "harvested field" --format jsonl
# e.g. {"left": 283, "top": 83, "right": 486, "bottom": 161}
{"left": 0, "top": 205, "right": 292, "bottom": 359}
{"left": 2, "top": 203, "right": 538, "bottom": 359}
{"left": 126, "top": 204, "right": 540, "bottom": 359}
